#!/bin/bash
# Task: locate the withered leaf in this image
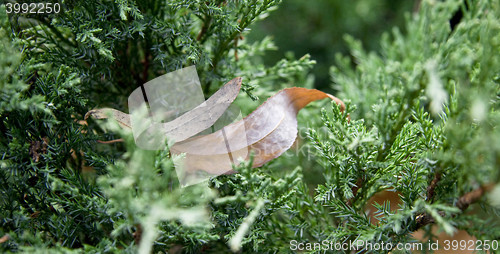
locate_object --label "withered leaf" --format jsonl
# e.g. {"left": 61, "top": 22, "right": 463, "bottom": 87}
{"left": 86, "top": 78, "right": 345, "bottom": 176}
{"left": 170, "top": 87, "right": 345, "bottom": 175}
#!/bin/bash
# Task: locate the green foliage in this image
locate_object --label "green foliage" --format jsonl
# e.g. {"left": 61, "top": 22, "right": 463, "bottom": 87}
{"left": 247, "top": 0, "right": 414, "bottom": 89}
{"left": 1, "top": 0, "right": 499, "bottom": 253}
{"left": 0, "top": 9, "right": 46, "bottom": 114}
{"left": 313, "top": 0, "right": 500, "bottom": 250}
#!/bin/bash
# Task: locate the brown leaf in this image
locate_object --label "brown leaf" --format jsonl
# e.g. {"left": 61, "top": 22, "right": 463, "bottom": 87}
{"left": 86, "top": 78, "right": 345, "bottom": 178}
{"left": 171, "top": 87, "right": 345, "bottom": 175}
{"left": 0, "top": 234, "right": 9, "bottom": 244}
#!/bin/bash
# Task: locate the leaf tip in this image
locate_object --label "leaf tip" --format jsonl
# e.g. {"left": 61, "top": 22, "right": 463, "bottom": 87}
{"left": 326, "top": 93, "right": 346, "bottom": 112}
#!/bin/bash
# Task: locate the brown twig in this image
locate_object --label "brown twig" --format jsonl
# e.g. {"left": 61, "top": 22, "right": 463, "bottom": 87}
{"left": 426, "top": 172, "right": 442, "bottom": 202}
{"left": 415, "top": 184, "right": 494, "bottom": 229}
{"left": 133, "top": 224, "right": 143, "bottom": 245}
{"left": 234, "top": 35, "right": 243, "bottom": 61}
{"left": 456, "top": 184, "right": 493, "bottom": 211}
{"left": 413, "top": 0, "right": 422, "bottom": 13}
{"left": 197, "top": 1, "right": 220, "bottom": 42}
{"left": 197, "top": 18, "right": 211, "bottom": 41}
{"left": 142, "top": 53, "right": 150, "bottom": 84}
{"left": 97, "top": 139, "right": 124, "bottom": 144}
{"left": 347, "top": 177, "right": 363, "bottom": 207}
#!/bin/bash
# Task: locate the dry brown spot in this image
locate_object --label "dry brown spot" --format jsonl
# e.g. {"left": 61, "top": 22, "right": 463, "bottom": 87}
{"left": 0, "top": 234, "right": 9, "bottom": 244}
{"left": 29, "top": 137, "right": 48, "bottom": 162}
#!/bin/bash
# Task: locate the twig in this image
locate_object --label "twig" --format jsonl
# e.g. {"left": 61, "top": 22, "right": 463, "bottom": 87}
{"left": 234, "top": 35, "right": 243, "bottom": 61}
{"left": 426, "top": 172, "right": 442, "bottom": 202}
{"left": 196, "top": 16, "right": 211, "bottom": 42}
{"left": 415, "top": 184, "right": 494, "bottom": 229}
{"left": 455, "top": 184, "right": 493, "bottom": 211}
{"left": 142, "top": 53, "right": 150, "bottom": 84}
{"left": 37, "top": 18, "right": 77, "bottom": 48}
{"left": 347, "top": 177, "right": 363, "bottom": 207}
{"left": 97, "top": 139, "right": 124, "bottom": 144}
{"left": 413, "top": 0, "right": 422, "bottom": 13}
{"left": 206, "top": 8, "right": 253, "bottom": 94}
{"left": 133, "top": 224, "right": 143, "bottom": 245}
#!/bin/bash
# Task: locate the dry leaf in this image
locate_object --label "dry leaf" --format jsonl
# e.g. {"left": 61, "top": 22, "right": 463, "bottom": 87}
{"left": 171, "top": 87, "right": 345, "bottom": 175}
{"left": 0, "top": 234, "right": 9, "bottom": 244}
{"left": 86, "top": 78, "right": 345, "bottom": 179}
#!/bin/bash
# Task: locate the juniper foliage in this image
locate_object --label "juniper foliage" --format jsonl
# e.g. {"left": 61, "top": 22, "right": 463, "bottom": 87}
{"left": 0, "top": 0, "right": 499, "bottom": 253}
{"left": 310, "top": 0, "right": 500, "bottom": 250}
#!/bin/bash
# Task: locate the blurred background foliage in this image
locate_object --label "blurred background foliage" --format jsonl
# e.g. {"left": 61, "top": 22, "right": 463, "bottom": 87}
{"left": 247, "top": 0, "right": 415, "bottom": 91}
